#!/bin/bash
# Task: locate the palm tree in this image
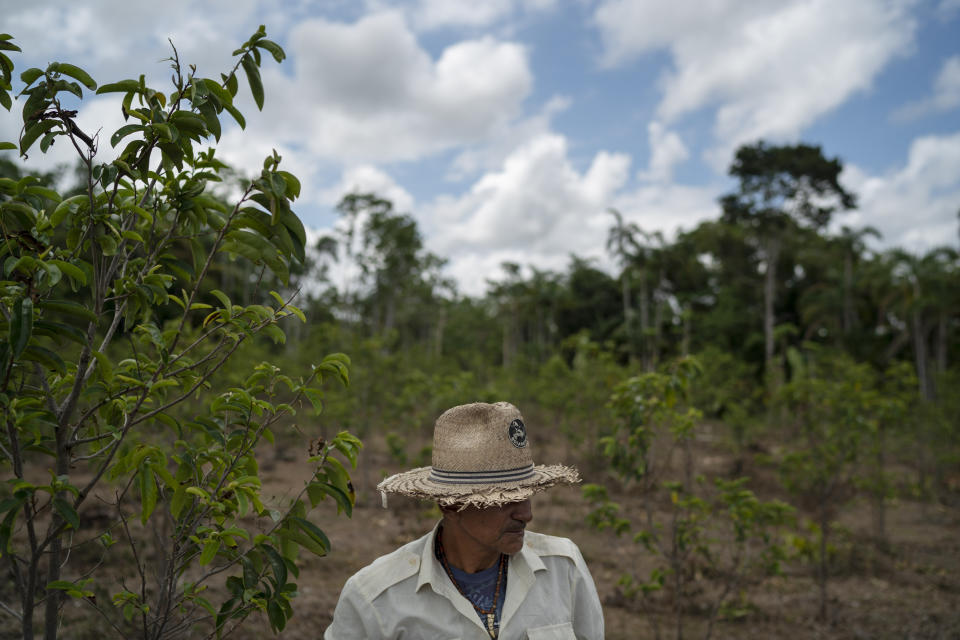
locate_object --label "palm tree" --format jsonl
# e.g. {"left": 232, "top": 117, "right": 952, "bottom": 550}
{"left": 836, "top": 225, "right": 882, "bottom": 337}
{"left": 606, "top": 208, "right": 641, "bottom": 364}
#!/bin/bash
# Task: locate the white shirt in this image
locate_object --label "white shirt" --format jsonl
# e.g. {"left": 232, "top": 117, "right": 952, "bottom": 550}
{"left": 324, "top": 523, "right": 604, "bottom": 639}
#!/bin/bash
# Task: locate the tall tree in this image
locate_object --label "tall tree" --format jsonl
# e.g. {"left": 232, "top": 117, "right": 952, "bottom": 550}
{"left": 836, "top": 225, "right": 882, "bottom": 338}
{"left": 721, "top": 141, "right": 856, "bottom": 391}
{"left": 606, "top": 208, "right": 640, "bottom": 363}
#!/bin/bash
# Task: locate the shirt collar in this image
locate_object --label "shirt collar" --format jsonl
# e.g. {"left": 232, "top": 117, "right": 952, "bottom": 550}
{"left": 416, "top": 519, "right": 548, "bottom": 630}
{"left": 416, "top": 521, "right": 445, "bottom": 593}
{"left": 416, "top": 521, "right": 547, "bottom": 589}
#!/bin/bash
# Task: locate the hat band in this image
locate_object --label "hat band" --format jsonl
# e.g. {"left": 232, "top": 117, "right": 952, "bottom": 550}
{"left": 429, "top": 463, "right": 535, "bottom": 485}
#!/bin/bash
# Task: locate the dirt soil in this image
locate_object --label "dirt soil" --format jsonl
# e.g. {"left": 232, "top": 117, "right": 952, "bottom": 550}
{"left": 227, "top": 428, "right": 960, "bottom": 640}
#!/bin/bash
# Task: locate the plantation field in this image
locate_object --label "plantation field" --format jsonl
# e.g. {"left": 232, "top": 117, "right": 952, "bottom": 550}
{"left": 229, "top": 427, "right": 960, "bottom": 640}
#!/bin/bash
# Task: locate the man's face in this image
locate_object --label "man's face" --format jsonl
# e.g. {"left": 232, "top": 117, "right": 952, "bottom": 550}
{"left": 449, "top": 499, "right": 534, "bottom": 557}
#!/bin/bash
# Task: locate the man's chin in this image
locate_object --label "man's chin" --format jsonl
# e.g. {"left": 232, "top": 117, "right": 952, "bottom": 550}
{"left": 501, "top": 530, "right": 525, "bottom": 554}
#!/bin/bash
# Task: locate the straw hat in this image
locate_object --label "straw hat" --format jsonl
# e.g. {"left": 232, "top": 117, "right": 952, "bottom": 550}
{"left": 377, "top": 401, "right": 580, "bottom": 509}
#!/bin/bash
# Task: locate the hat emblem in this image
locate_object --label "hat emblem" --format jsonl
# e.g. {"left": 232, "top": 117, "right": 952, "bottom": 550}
{"left": 508, "top": 419, "right": 527, "bottom": 448}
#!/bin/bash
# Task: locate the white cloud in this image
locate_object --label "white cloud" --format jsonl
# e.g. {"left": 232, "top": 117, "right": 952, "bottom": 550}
{"left": 637, "top": 121, "right": 689, "bottom": 182}
{"left": 3, "top": 1, "right": 260, "bottom": 88}
{"left": 410, "top": 0, "right": 558, "bottom": 31}
{"left": 250, "top": 11, "right": 532, "bottom": 163}
{"left": 893, "top": 55, "right": 960, "bottom": 120}
{"left": 424, "top": 133, "right": 631, "bottom": 295}
{"left": 840, "top": 130, "right": 960, "bottom": 252}
{"left": 446, "top": 94, "right": 571, "bottom": 181}
{"left": 610, "top": 182, "right": 719, "bottom": 242}
{"left": 318, "top": 164, "right": 415, "bottom": 213}
{"left": 593, "top": 0, "right": 917, "bottom": 169}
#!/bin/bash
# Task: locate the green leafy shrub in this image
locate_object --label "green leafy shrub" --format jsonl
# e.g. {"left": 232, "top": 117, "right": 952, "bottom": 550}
{"left": 0, "top": 28, "right": 360, "bottom": 639}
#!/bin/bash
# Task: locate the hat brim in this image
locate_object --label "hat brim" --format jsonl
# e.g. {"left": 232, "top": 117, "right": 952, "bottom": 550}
{"left": 377, "top": 464, "right": 581, "bottom": 509}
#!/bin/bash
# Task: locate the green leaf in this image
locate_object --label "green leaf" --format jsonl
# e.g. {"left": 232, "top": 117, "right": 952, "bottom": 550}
{"left": 240, "top": 54, "right": 264, "bottom": 110}
{"left": 255, "top": 39, "right": 285, "bottom": 63}
{"left": 20, "top": 68, "right": 43, "bottom": 85}
{"left": 21, "top": 345, "right": 66, "bottom": 375}
{"left": 121, "top": 230, "right": 144, "bottom": 244}
{"left": 32, "top": 320, "right": 85, "bottom": 346}
{"left": 38, "top": 131, "right": 58, "bottom": 152}
{"left": 314, "top": 482, "right": 352, "bottom": 517}
{"left": 201, "top": 78, "right": 233, "bottom": 106}
{"left": 9, "top": 297, "right": 33, "bottom": 360}
{"left": 1, "top": 506, "right": 21, "bottom": 552}
{"left": 91, "top": 350, "right": 114, "bottom": 382}
{"left": 199, "top": 538, "right": 220, "bottom": 565}
{"left": 52, "top": 79, "right": 83, "bottom": 99}
{"left": 48, "top": 259, "right": 87, "bottom": 285}
{"left": 49, "top": 194, "right": 89, "bottom": 228}
{"left": 302, "top": 388, "right": 323, "bottom": 415}
{"left": 222, "top": 102, "right": 245, "bottom": 129}
{"left": 169, "top": 111, "right": 208, "bottom": 137}
{"left": 96, "top": 79, "right": 141, "bottom": 94}
{"left": 23, "top": 185, "right": 61, "bottom": 202}
{"left": 287, "top": 517, "right": 330, "bottom": 556}
{"left": 0, "top": 141, "right": 15, "bottom": 150}
{"left": 263, "top": 545, "right": 287, "bottom": 586}
{"left": 210, "top": 289, "right": 232, "bottom": 313}
{"left": 139, "top": 464, "right": 158, "bottom": 524}
{"left": 262, "top": 324, "right": 286, "bottom": 345}
{"left": 40, "top": 299, "right": 97, "bottom": 323}
{"left": 2, "top": 202, "right": 37, "bottom": 229}
{"left": 54, "top": 63, "right": 97, "bottom": 90}
{"left": 20, "top": 120, "right": 59, "bottom": 155}
{"left": 196, "top": 100, "right": 221, "bottom": 141}
{"left": 98, "top": 235, "right": 117, "bottom": 256}
{"left": 267, "top": 599, "right": 286, "bottom": 632}
{"left": 46, "top": 580, "right": 79, "bottom": 592}
{"left": 52, "top": 497, "right": 80, "bottom": 530}
{"left": 277, "top": 171, "right": 301, "bottom": 199}
{"left": 111, "top": 123, "right": 144, "bottom": 148}
{"left": 170, "top": 486, "right": 191, "bottom": 520}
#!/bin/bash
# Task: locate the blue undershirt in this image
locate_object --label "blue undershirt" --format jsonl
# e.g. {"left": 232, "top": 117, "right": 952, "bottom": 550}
{"left": 447, "top": 559, "right": 507, "bottom": 633}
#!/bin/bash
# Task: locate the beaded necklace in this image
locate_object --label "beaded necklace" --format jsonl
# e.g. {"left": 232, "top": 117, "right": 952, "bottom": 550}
{"left": 436, "top": 535, "right": 507, "bottom": 639}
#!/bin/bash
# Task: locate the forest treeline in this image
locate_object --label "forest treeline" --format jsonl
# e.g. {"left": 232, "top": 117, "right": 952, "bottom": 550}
{"left": 240, "top": 142, "right": 956, "bottom": 463}
{"left": 5, "top": 138, "right": 956, "bottom": 488}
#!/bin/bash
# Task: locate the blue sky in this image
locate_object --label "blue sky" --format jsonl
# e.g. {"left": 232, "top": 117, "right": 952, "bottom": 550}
{"left": 2, "top": 0, "right": 959, "bottom": 295}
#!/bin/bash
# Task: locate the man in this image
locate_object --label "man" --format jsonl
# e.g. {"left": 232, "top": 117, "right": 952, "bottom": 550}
{"left": 324, "top": 401, "right": 604, "bottom": 639}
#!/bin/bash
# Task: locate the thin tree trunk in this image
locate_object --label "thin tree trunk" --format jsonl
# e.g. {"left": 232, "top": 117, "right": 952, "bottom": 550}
{"left": 912, "top": 307, "right": 931, "bottom": 401}
{"left": 872, "top": 425, "right": 888, "bottom": 550}
{"left": 44, "top": 414, "right": 73, "bottom": 638}
{"left": 843, "top": 253, "right": 854, "bottom": 335}
{"left": 763, "top": 236, "right": 781, "bottom": 392}
{"left": 383, "top": 293, "right": 396, "bottom": 335}
{"left": 22, "top": 563, "right": 35, "bottom": 640}
{"left": 653, "top": 272, "right": 665, "bottom": 368}
{"left": 818, "top": 502, "right": 830, "bottom": 621}
{"left": 622, "top": 270, "right": 635, "bottom": 365}
{"left": 639, "top": 269, "right": 650, "bottom": 372}
{"left": 434, "top": 306, "right": 446, "bottom": 358}
{"left": 936, "top": 312, "right": 947, "bottom": 374}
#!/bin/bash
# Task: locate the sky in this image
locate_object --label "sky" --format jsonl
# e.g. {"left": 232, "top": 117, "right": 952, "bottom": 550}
{"left": 1, "top": 0, "right": 959, "bottom": 296}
